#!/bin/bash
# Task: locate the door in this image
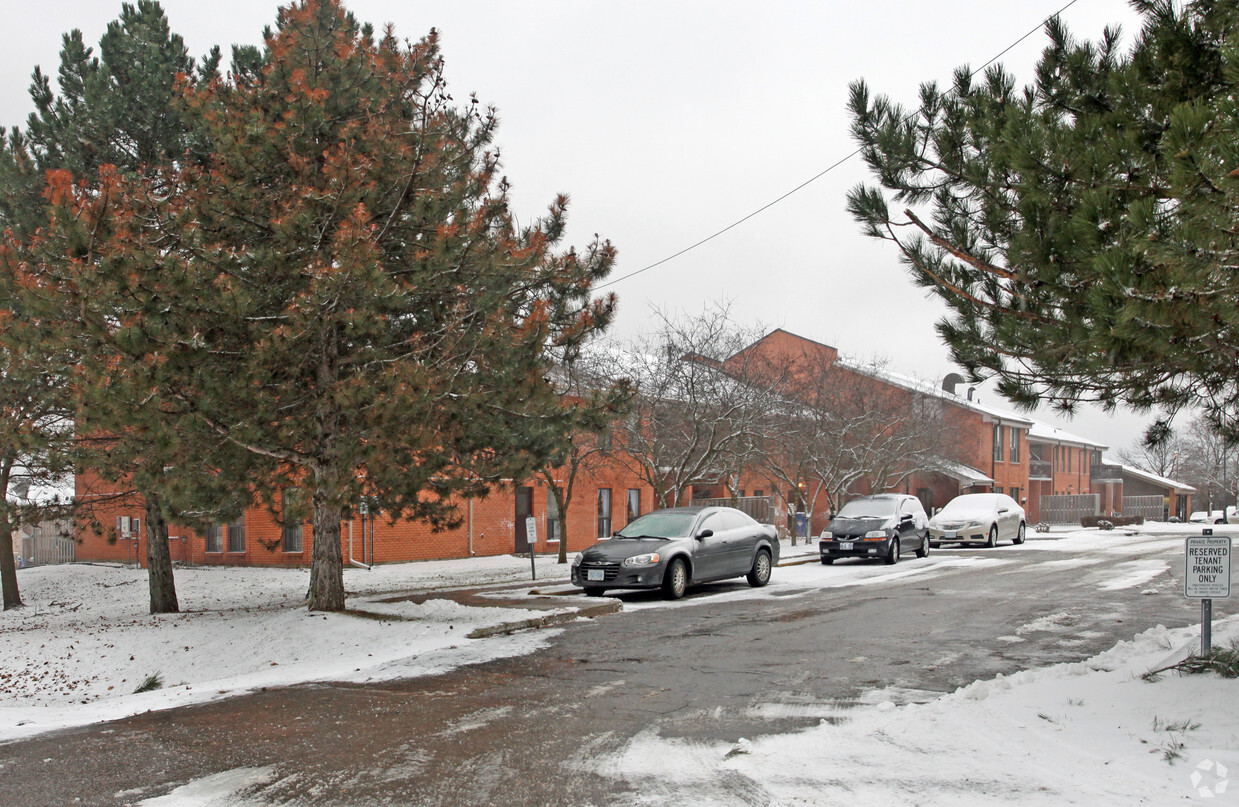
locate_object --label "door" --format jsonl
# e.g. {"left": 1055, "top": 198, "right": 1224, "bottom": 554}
{"left": 515, "top": 486, "right": 533, "bottom": 553}
{"left": 692, "top": 512, "right": 730, "bottom": 581}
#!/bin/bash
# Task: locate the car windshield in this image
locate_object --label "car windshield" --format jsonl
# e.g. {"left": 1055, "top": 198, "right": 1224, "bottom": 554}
{"left": 614, "top": 511, "right": 698, "bottom": 539}
{"left": 939, "top": 495, "right": 995, "bottom": 517}
{"left": 836, "top": 499, "right": 898, "bottom": 518}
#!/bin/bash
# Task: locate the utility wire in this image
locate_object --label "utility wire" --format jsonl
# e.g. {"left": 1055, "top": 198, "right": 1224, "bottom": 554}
{"left": 595, "top": 0, "right": 1083, "bottom": 291}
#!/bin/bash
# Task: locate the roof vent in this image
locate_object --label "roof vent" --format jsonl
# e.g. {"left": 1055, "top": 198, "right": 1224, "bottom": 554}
{"left": 942, "top": 373, "right": 965, "bottom": 396}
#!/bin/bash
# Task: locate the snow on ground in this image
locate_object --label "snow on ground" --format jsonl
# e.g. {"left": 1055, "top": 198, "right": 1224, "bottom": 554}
{"left": 0, "top": 554, "right": 579, "bottom": 742}
{"left": 592, "top": 616, "right": 1239, "bottom": 805}
{"left": 3, "top": 523, "right": 1237, "bottom": 805}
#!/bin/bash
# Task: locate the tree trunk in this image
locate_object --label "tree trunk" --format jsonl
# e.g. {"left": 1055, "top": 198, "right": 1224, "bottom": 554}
{"left": 307, "top": 484, "right": 345, "bottom": 611}
{"left": 0, "top": 463, "right": 21, "bottom": 609}
{"left": 0, "top": 506, "right": 21, "bottom": 610}
{"left": 144, "top": 493, "right": 179, "bottom": 614}
{"left": 552, "top": 485, "right": 570, "bottom": 564}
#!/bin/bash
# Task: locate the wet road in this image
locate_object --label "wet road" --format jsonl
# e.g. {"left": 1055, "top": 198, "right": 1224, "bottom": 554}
{"left": 2, "top": 532, "right": 1229, "bottom": 806}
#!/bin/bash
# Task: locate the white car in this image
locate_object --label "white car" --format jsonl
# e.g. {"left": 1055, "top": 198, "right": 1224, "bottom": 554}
{"left": 1189, "top": 507, "right": 1238, "bottom": 524}
{"left": 928, "top": 492, "right": 1026, "bottom": 548}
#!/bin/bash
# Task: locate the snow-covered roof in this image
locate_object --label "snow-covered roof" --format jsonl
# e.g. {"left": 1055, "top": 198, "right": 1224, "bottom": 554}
{"left": 1101, "top": 457, "right": 1196, "bottom": 493}
{"left": 1027, "top": 421, "right": 1109, "bottom": 451}
{"left": 935, "top": 460, "right": 994, "bottom": 486}
{"left": 835, "top": 359, "right": 1036, "bottom": 427}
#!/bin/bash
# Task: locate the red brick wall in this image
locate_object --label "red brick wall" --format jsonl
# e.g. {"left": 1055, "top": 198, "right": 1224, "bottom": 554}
{"left": 75, "top": 464, "right": 655, "bottom": 567}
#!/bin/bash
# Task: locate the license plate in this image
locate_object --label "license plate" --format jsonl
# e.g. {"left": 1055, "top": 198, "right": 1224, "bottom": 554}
{"left": 838, "top": 542, "right": 853, "bottom": 550}
{"left": 586, "top": 569, "right": 605, "bottom": 582}
{"left": 945, "top": 531, "right": 957, "bottom": 538}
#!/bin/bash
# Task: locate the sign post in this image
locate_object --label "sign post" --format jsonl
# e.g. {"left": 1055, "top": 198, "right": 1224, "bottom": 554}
{"left": 526, "top": 516, "right": 538, "bottom": 580}
{"left": 1185, "top": 530, "right": 1232, "bottom": 654}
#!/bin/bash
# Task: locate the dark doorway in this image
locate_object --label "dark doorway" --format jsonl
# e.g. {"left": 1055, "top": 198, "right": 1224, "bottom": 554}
{"left": 515, "top": 486, "right": 534, "bottom": 553}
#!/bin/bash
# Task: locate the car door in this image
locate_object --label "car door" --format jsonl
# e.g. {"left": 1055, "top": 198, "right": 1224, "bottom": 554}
{"left": 718, "top": 510, "right": 758, "bottom": 576}
{"left": 896, "top": 498, "right": 919, "bottom": 552}
{"left": 997, "top": 495, "right": 1018, "bottom": 541}
{"left": 691, "top": 512, "right": 729, "bottom": 581}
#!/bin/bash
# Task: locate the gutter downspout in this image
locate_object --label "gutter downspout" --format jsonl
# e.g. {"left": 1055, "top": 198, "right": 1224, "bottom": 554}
{"left": 348, "top": 517, "right": 371, "bottom": 570}
{"left": 468, "top": 498, "right": 475, "bottom": 556}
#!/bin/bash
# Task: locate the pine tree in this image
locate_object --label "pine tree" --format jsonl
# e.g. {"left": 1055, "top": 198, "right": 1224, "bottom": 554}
{"left": 847, "top": 0, "right": 1239, "bottom": 442}
{"left": 4, "top": 1, "right": 230, "bottom": 613}
{"left": 39, "top": 0, "right": 617, "bottom": 611}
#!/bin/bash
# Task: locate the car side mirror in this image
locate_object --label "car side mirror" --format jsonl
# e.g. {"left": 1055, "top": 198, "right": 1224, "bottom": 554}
{"left": 696, "top": 529, "right": 714, "bottom": 540}
{"left": 900, "top": 514, "right": 913, "bottom": 523}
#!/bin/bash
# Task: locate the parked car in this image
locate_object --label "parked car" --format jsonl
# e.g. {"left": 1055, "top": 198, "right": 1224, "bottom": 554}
{"left": 928, "top": 492, "right": 1026, "bottom": 548}
{"left": 818, "top": 494, "right": 929, "bottom": 565}
{"left": 1189, "top": 507, "right": 1239, "bottom": 524}
{"left": 570, "top": 506, "right": 780, "bottom": 599}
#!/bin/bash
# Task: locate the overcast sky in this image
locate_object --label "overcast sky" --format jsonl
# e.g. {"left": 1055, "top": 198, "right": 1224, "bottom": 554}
{"left": 0, "top": 0, "right": 1157, "bottom": 453}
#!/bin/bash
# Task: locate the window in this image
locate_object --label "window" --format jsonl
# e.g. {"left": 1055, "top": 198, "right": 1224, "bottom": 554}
{"left": 546, "top": 490, "right": 561, "bottom": 544}
{"left": 1067, "top": 449, "right": 1073, "bottom": 473}
{"left": 597, "top": 488, "right": 612, "bottom": 539}
{"left": 1009, "top": 427, "right": 1020, "bottom": 463}
{"left": 993, "top": 424, "right": 1004, "bottom": 462}
{"left": 281, "top": 489, "right": 303, "bottom": 553}
{"left": 1009, "top": 486, "right": 1022, "bottom": 504}
{"left": 994, "top": 486, "right": 1004, "bottom": 495}
{"left": 227, "top": 515, "right": 246, "bottom": 553}
{"left": 627, "top": 488, "right": 641, "bottom": 523}
{"left": 205, "top": 523, "right": 223, "bottom": 553}
{"left": 753, "top": 489, "right": 764, "bottom": 498}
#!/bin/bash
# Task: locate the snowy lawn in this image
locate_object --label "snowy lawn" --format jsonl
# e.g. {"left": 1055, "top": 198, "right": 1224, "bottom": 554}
{"left": 0, "top": 553, "right": 578, "bottom": 742}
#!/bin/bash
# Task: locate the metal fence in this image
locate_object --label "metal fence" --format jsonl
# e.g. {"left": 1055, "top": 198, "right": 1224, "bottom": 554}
{"left": 1122, "top": 495, "right": 1165, "bottom": 521}
{"left": 691, "top": 496, "right": 776, "bottom": 524}
{"left": 1039, "top": 493, "right": 1100, "bottom": 525}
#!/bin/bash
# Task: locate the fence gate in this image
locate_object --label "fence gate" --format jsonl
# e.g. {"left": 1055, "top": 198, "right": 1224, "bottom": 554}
{"left": 1038, "top": 493, "right": 1100, "bottom": 525}
{"left": 1122, "top": 495, "right": 1165, "bottom": 521}
{"left": 691, "top": 496, "right": 775, "bottom": 524}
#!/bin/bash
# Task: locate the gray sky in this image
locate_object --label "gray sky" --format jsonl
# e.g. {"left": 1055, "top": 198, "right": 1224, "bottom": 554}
{"left": 0, "top": 0, "right": 1155, "bottom": 453}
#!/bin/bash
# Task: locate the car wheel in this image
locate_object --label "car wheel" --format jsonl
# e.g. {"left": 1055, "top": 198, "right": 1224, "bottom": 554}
{"left": 820, "top": 557, "right": 834, "bottom": 565}
{"left": 584, "top": 588, "right": 605, "bottom": 597}
{"left": 985, "top": 525, "right": 998, "bottom": 548}
{"left": 1013, "top": 522, "right": 1026, "bottom": 545}
{"left": 885, "top": 537, "right": 900, "bottom": 565}
{"left": 747, "top": 549, "right": 772, "bottom": 587}
{"left": 662, "top": 558, "right": 688, "bottom": 600}
{"left": 915, "top": 533, "right": 930, "bottom": 558}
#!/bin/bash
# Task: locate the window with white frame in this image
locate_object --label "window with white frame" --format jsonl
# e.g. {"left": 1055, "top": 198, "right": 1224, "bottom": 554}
{"left": 281, "top": 489, "right": 303, "bottom": 553}
{"left": 205, "top": 523, "right": 223, "bottom": 553}
{"left": 227, "top": 515, "right": 246, "bottom": 553}
{"left": 597, "top": 488, "right": 612, "bottom": 539}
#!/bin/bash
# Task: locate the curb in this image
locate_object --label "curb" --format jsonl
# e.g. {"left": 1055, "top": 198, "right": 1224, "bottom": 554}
{"left": 466, "top": 598, "right": 623, "bottom": 639}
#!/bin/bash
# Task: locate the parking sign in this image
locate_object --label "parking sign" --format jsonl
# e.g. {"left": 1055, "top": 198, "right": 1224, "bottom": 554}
{"left": 1185, "top": 535, "right": 1232, "bottom": 599}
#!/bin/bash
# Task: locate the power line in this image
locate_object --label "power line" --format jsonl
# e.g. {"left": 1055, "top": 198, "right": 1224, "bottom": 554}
{"left": 595, "top": 0, "right": 1083, "bottom": 291}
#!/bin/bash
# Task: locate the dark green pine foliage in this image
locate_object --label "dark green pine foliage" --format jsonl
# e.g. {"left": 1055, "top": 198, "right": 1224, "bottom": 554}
{"left": 40, "top": 0, "right": 618, "bottom": 611}
{"left": 848, "top": 0, "right": 1239, "bottom": 442}
{"left": 6, "top": 1, "right": 236, "bottom": 614}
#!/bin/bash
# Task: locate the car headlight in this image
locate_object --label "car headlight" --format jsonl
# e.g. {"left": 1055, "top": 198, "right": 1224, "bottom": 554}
{"left": 864, "top": 530, "right": 889, "bottom": 538}
{"left": 820, "top": 531, "right": 833, "bottom": 540}
{"left": 572, "top": 553, "right": 583, "bottom": 566}
{"left": 622, "top": 552, "right": 661, "bottom": 567}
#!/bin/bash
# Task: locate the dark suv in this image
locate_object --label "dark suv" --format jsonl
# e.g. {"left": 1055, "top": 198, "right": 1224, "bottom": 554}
{"left": 819, "top": 494, "right": 929, "bottom": 565}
